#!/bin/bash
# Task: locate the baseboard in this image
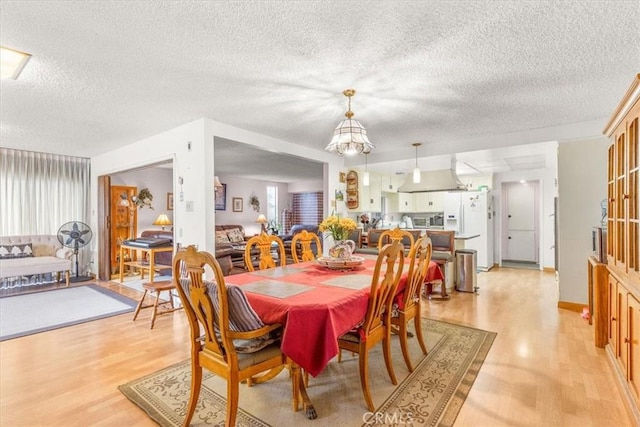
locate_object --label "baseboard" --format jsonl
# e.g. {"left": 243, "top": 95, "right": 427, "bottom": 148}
{"left": 557, "top": 301, "right": 586, "bottom": 313}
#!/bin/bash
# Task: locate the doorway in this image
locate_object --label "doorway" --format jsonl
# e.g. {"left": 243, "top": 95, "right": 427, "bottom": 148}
{"left": 97, "top": 161, "right": 174, "bottom": 281}
{"left": 502, "top": 180, "right": 540, "bottom": 268}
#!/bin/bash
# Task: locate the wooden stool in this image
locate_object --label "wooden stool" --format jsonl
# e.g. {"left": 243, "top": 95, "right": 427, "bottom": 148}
{"left": 132, "top": 280, "right": 182, "bottom": 329}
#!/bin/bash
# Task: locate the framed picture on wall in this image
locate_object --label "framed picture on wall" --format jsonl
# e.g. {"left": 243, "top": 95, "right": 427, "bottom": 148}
{"left": 232, "top": 197, "right": 243, "bottom": 212}
{"left": 215, "top": 183, "right": 226, "bottom": 210}
{"left": 167, "top": 193, "right": 174, "bottom": 210}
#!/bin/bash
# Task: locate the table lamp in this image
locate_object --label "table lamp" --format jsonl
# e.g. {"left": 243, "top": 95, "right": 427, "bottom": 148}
{"left": 256, "top": 214, "right": 268, "bottom": 233}
{"left": 153, "top": 213, "right": 172, "bottom": 231}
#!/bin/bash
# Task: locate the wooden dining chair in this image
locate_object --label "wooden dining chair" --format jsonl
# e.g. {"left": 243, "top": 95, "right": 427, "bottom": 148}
{"left": 173, "top": 245, "right": 297, "bottom": 427}
{"left": 391, "top": 235, "right": 432, "bottom": 372}
{"left": 290, "top": 230, "right": 322, "bottom": 263}
{"left": 337, "top": 240, "right": 405, "bottom": 411}
{"left": 244, "top": 233, "right": 286, "bottom": 272}
{"left": 378, "top": 227, "right": 415, "bottom": 251}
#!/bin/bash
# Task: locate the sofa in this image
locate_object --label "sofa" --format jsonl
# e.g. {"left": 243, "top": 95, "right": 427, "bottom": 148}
{"left": 214, "top": 224, "right": 249, "bottom": 273}
{"left": 0, "top": 235, "right": 73, "bottom": 289}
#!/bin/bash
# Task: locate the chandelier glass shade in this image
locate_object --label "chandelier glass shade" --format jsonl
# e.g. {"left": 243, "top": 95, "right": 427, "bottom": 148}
{"left": 412, "top": 143, "right": 422, "bottom": 184}
{"left": 325, "top": 89, "right": 374, "bottom": 156}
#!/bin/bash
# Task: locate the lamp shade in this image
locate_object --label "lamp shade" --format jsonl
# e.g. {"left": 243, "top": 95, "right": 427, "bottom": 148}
{"left": 256, "top": 214, "right": 268, "bottom": 233}
{"left": 153, "top": 213, "right": 172, "bottom": 230}
{"left": 214, "top": 176, "right": 222, "bottom": 188}
{"left": 413, "top": 167, "right": 421, "bottom": 184}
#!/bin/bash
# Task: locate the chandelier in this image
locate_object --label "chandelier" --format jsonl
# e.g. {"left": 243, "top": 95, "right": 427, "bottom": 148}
{"left": 325, "top": 89, "right": 374, "bottom": 156}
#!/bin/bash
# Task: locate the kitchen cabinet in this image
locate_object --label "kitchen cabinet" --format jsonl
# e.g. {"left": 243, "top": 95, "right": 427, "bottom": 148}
{"left": 380, "top": 174, "right": 402, "bottom": 193}
{"left": 397, "top": 192, "right": 414, "bottom": 212}
{"left": 413, "top": 192, "right": 444, "bottom": 213}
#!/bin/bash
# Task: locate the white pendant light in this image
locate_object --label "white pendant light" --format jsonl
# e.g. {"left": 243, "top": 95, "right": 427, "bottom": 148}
{"left": 363, "top": 153, "right": 370, "bottom": 186}
{"left": 325, "top": 89, "right": 375, "bottom": 156}
{"left": 412, "top": 143, "right": 422, "bottom": 184}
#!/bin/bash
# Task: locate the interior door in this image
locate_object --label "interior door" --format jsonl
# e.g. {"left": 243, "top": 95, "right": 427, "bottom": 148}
{"left": 504, "top": 182, "right": 538, "bottom": 262}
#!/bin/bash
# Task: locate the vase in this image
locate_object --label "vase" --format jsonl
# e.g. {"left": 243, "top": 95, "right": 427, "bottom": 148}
{"left": 328, "top": 239, "right": 356, "bottom": 260}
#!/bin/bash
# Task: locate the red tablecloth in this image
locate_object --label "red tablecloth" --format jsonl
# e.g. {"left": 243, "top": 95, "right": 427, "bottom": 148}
{"left": 226, "top": 258, "right": 443, "bottom": 377}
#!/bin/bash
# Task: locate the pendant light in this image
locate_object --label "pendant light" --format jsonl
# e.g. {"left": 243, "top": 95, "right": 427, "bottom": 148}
{"left": 325, "top": 89, "right": 375, "bottom": 156}
{"left": 412, "top": 143, "right": 422, "bottom": 184}
{"left": 363, "top": 153, "right": 370, "bottom": 186}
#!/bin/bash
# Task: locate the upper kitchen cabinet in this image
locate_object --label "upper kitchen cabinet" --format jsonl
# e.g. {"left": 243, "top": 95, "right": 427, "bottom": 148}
{"left": 381, "top": 174, "right": 404, "bottom": 193}
{"left": 396, "top": 192, "right": 414, "bottom": 212}
{"left": 414, "top": 192, "right": 444, "bottom": 213}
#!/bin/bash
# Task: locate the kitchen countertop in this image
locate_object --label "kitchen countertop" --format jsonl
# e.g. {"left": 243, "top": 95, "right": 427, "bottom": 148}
{"left": 454, "top": 233, "right": 480, "bottom": 240}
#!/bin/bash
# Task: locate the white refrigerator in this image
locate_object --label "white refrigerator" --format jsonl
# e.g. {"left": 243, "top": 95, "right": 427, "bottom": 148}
{"left": 459, "top": 191, "right": 494, "bottom": 271}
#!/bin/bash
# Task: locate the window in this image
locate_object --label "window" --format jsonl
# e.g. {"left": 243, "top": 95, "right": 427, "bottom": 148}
{"left": 292, "top": 192, "right": 323, "bottom": 226}
{"left": 266, "top": 185, "right": 278, "bottom": 222}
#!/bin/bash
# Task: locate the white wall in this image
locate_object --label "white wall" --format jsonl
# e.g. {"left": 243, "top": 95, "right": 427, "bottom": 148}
{"left": 91, "top": 117, "right": 342, "bottom": 277}
{"left": 557, "top": 137, "right": 608, "bottom": 304}
{"left": 215, "top": 176, "right": 288, "bottom": 236}
{"left": 111, "top": 167, "right": 173, "bottom": 232}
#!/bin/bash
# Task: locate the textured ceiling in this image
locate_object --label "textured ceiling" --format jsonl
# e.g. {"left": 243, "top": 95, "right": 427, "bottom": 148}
{"left": 1, "top": 1, "right": 639, "bottom": 180}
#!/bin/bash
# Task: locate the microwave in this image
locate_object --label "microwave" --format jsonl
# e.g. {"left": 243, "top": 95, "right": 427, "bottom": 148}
{"left": 592, "top": 226, "right": 607, "bottom": 263}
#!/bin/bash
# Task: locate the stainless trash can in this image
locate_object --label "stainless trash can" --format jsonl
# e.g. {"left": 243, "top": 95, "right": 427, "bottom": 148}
{"left": 455, "top": 249, "right": 478, "bottom": 293}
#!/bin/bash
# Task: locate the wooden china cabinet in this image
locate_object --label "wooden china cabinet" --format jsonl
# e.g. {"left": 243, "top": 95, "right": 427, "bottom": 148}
{"left": 603, "top": 74, "right": 640, "bottom": 422}
{"left": 110, "top": 186, "right": 138, "bottom": 275}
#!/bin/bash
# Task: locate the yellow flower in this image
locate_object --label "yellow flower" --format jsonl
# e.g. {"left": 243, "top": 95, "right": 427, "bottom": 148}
{"left": 319, "top": 215, "right": 357, "bottom": 241}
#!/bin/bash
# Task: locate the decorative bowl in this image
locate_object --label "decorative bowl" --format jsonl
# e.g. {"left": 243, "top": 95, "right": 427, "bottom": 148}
{"left": 317, "top": 256, "right": 365, "bottom": 270}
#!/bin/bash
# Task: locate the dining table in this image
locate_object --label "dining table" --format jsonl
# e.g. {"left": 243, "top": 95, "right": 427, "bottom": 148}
{"left": 225, "top": 255, "right": 444, "bottom": 418}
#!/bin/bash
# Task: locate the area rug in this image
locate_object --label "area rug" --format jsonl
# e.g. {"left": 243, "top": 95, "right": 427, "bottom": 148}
{"left": 119, "top": 319, "right": 496, "bottom": 426}
{"left": 0, "top": 284, "right": 137, "bottom": 341}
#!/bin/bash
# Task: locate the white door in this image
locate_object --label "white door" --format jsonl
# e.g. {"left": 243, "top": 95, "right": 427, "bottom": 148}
{"left": 504, "top": 182, "right": 538, "bottom": 262}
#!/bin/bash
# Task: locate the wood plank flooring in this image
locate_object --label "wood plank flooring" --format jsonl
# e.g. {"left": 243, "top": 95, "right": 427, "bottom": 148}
{"left": 0, "top": 267, "right": 633, "bottom": 426}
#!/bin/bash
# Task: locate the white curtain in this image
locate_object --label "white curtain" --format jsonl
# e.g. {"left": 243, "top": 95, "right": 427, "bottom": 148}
{"left": 0, "top": 148, "right": 91, "bottom": 274}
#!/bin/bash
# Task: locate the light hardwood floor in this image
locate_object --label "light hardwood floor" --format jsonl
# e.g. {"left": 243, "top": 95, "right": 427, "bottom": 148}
{"left": 0, "top": 267, "right": 633, "bottom": 426}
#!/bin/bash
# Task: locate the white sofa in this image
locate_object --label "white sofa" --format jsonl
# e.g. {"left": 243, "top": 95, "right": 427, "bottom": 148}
{"left": 0, "top": 235, "right": 73, "bottom": 289}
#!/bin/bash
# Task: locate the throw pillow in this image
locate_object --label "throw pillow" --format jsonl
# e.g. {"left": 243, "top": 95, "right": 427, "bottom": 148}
{"left": 0, "top": 243, "right": 34, "bottom": 259}
{"left": 226, "top": 228, "right": 245, "bottom": 243}
{"left": 33, "top": 243, "right": 56, "bottom": 257}
{"left": 178, "top": 278, "right": 279, "bottom": 354}
{"left": 215, "top": 230, "right": 231, "bottom": 244}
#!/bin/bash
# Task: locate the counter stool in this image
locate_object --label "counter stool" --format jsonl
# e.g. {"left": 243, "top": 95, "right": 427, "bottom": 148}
{"left": 132, "top": 280, "right": 182, "bottom": 329}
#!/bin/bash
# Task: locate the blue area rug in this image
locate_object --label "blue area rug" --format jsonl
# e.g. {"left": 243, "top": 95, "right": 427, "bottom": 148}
{"left": 0, "top": 284, "right": 137, "bottom": 341}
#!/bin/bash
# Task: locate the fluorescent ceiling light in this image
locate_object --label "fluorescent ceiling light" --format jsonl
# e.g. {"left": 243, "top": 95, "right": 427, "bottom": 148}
{"left": 0, "top": 46, "right": 32, "bottom": 80}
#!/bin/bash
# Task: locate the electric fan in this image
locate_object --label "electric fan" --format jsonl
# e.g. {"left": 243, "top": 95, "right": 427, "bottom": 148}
{"left": 57, "top": 221, "right": 93, "bottom": 282}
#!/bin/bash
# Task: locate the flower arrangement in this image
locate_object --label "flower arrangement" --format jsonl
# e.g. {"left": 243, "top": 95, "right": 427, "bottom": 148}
{"left": 319, "top": 215, "right": 357, "bottom": 241}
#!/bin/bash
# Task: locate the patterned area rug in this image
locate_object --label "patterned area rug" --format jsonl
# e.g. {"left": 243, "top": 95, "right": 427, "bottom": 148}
{"left": 119, "top": 319, "right": 495, "bottom": 426}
